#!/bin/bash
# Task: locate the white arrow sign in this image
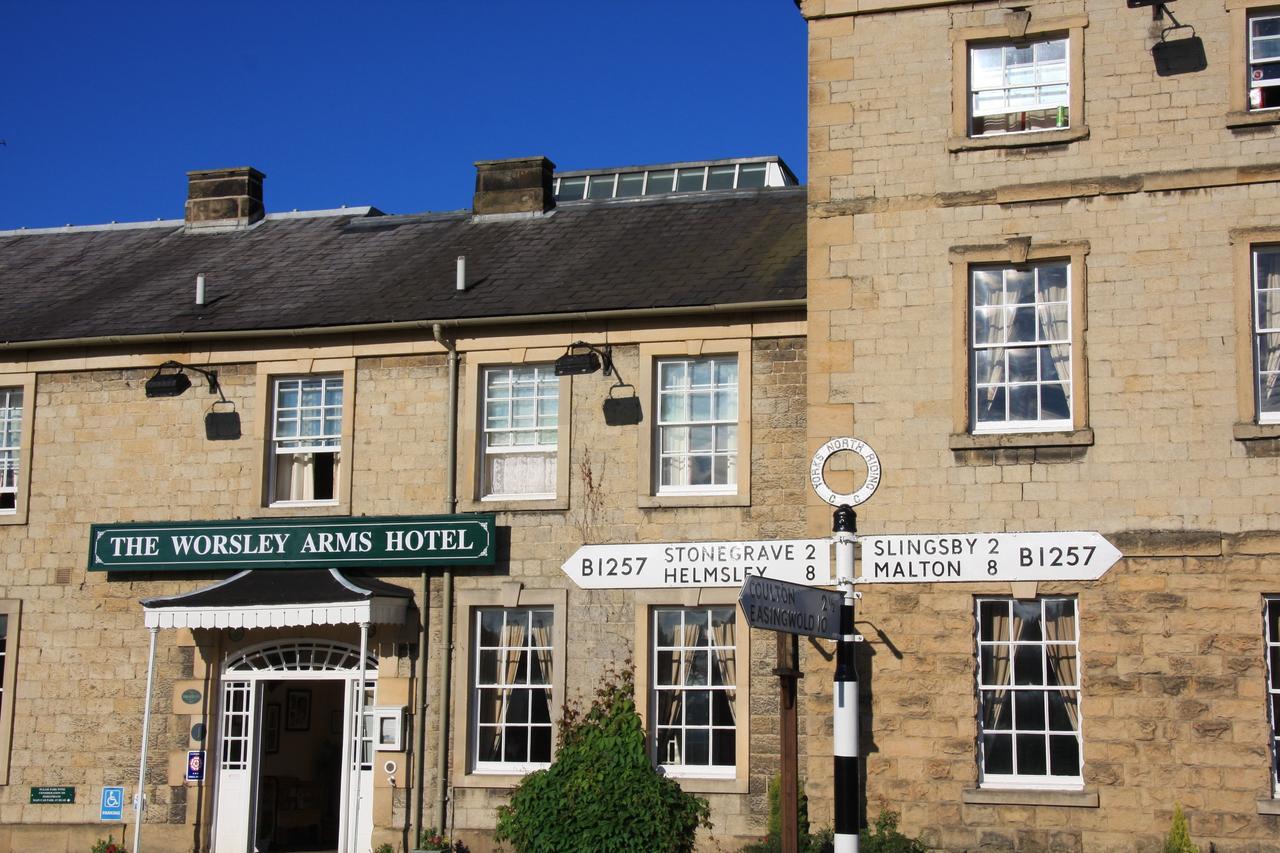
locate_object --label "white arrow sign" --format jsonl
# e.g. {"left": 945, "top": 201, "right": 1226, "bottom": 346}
{"left": 858, "top": 532, "right": 1121, "bottom": 584}
{"left": 562, "top": 539, "right": 833, "bottom": 589}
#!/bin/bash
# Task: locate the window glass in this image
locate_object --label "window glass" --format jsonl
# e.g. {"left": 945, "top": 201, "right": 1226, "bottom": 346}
{"left": 969, "top": 36, "right": 1070, "bottom": 136}
{"left": 482, "top": 365, "right": 558, "bottom": 498}
{"left": 737, "top": 163, "right": 768, "bottom": 188}
{"left": 555, "top": 176, "right": 586, "bottom": 201}
{"left": 587, "top": 175, "right": 616, "bottom": 199}
{"left": 271, "top": 376, "right": 342, "bottom": 504}
{"left": 474, "top": 608, "right": 554, "bottom": 771}
{"left": 1251, "top": 13, "right": 1280, "bottom": 110}
{"left": 707, "top": 165, "right": 737, "bottom": 190}
{"left": 976, "top": 597, "right": 1081, "bottom": 787}
{"left": 1254, "top": 247, "right": 1280, "bottom": 422}
{"left": 676, "top": 168, "right": 706, "bottom": 193}
{"left": 653, "top": 607, "right": 736, "bottom": 775}
{"left": 1266, "top": 599, "right": 1280, "bottom": 795}
{"left": 0, "top": 388, "right": 21, "bottom": 513}
{"left": 656, "top": 357, "right": 738, "bottom": 492}
{"left": 971, "top": 262, "right": 1072, "bottom": 433}
{"left": 645, "top": 170, "right": 676, "bottom": 195}
{"left": 616, "top": 172, "right": 645, "bottom": 197}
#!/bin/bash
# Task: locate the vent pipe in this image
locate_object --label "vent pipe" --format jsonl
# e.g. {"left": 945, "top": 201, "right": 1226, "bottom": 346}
{"left": 456, "top": 256, "right": 467, "bottom": 291}
{"left": 196, "top": 273, "right": 206, "bottom": 306}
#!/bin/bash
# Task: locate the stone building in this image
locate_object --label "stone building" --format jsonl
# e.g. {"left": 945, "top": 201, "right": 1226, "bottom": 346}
{"left": 800, "top": 0, "right": 1280, "bottom": 847}
{"left": 0, "top": 155, "right": 807, "bottom": 852}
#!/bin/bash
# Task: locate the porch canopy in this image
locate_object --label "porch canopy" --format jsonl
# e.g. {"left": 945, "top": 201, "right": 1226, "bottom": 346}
{"left": 141, "top": 568, "right": 413, "bottom": 629}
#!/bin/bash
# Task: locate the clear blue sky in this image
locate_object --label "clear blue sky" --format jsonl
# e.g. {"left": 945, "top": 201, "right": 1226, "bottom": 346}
{"left": 0, "top": 2, "right": 807, "bottom": 230}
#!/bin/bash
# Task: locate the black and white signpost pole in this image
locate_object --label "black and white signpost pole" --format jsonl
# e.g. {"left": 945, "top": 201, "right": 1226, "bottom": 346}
{"left": 832, "top": 503, "right": 860, "bottom": 853}
{"left": 808, "top": 437, "right": 880, "bottom": 853}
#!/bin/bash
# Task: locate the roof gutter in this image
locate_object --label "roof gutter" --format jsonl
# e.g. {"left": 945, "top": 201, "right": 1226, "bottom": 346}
{"left": 0, "top": 299, "right": 806, "bottom": 353}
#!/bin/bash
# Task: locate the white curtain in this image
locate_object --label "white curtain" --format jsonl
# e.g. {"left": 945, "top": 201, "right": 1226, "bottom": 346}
{"left": 1036, "top": 274, "right": 1072, "bottom": 394}
{"left": 1261, "top": 265, "right": 1280, "bottom": 414}
{"left": 486, "top": 452, "right": 555, "bottom": 496}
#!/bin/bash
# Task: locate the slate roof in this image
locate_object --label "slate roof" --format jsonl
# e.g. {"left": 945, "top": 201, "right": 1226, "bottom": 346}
{"left": 0, "top": 186, "right": 805, "bottom": 345}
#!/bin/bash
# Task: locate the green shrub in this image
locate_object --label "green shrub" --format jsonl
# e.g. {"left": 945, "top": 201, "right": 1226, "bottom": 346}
{"left": 743, "top": 774, "right": 827, "bottom": 853}
{"left": 1162, "top": 804, "right": 1200, "bottom": 853}
{"left": 860, "top": 809, "right": 927, "bottom": 853}
{"left": 494, "top": 670, "right": 710, "bottom": 853}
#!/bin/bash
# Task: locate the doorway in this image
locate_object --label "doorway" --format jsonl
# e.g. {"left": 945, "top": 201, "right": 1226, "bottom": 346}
{"left": 255, "top": 679, "right": 343, "bottom": 851}
{"left": 211, "top": 640, "right": 376, "bottom": 853}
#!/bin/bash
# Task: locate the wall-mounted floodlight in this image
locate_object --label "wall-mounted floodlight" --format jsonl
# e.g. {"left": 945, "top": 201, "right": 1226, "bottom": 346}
{"left": 143, "top": 360, "right": 242, "bottom": 440}
{"left": 554, "top": 342, "right": 613, "bottom": 377}
{"left": 554, "top": 342, "right": 642, "bottom": 426}
{"left": 144, "top": 361, "right": 219, "bottom": 398}
{"left": 144, "top": 371, "right": 193, "bottom": 398}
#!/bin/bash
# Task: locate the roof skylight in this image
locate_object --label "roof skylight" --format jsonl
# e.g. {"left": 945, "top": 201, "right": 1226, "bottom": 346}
{"left": 553, "top": 157, "right": 795, "bottom": 203}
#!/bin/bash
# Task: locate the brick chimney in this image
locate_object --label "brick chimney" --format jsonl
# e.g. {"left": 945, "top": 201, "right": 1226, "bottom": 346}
{"left": 185, "top": 167, "right": 265, "bottom": 230}
{"left": 473, "top": 156, "right": 555, "bottom": 216}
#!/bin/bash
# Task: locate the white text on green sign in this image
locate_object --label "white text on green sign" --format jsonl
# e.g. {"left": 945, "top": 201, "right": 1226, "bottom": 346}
{"left": 89, "top": 515, "right": 496, "bottom": 571}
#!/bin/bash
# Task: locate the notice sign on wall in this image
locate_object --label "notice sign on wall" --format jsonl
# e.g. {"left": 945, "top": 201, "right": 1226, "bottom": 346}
{"left": 30, "top": 786, "right": 75, "bottom": 804}
{"left": 89, "top": 514, "right": 496, "bottom": 572}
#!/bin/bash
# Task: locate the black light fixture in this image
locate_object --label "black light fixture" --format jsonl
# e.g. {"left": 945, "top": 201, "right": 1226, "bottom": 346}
{"left": 143, "top": 360, "right": 241, "bottom": 440}
{"left": 554, "top": 342, "right": 642, "bottom": 426}
{"left": 554, "top": 342, "right": 613, "bottom": 377}
{"left": 143, "top": 370, "right": 192, "bottom": 397}
{"left": 145, "top": 361, "right": 219, "bottom": 398}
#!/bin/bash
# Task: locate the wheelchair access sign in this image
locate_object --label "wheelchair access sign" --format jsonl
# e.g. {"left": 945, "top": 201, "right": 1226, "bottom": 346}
{"left": 100, "top": 786, "right": 125, "bottom": 821}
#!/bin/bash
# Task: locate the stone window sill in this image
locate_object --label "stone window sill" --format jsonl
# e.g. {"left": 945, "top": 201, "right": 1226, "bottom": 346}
{"left": 460, "top": 496, "right": 568, "bottom": 513}
{"left": 1257, "top": 798, "right": 1280, "bottom": 815}
{"left": 948, "top": 126, "right": 1089, "bottom": 152}
{"left": 639, "top": 491, "right": 750, "bottom": 510}
{"left": 255, "top": 502, "right": 350, "bottom": 519}
{"left": 453, "top": 771, "right": 526, "bottom": 790}
{"left": 1234, "top": 423, "right": 1280, "bottom": 457}
{"left": 661, "top": 773, "right": 749, "bottom": 795}
{"left": 1227, "top": 110, "right": 1280, "bottom": 130}
{"left": 1234, "top": 422, "right": 1280, "bottom": 441}
{"left": 963, "top": 787, "right": 1099, "bottom": 808}
{"left": 950, "top": 428, "right": 1093, "bottom": 451}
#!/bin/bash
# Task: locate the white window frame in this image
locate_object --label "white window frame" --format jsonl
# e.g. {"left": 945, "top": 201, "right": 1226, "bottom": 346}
{"left": 1264, "top": 597, "right": 1280, "bottom": 796}
{"left": 269, "top": 375, "right": 343, "bottom": 506}
{"left": 650, "top": 605, "right": 738, "bottom": 780}
{"left": 470, "top": 606, "right": 556, "bottom": 776}
{"left": 654, "top": 356, "right": 739, "bottom": 496}
{"left": 1250, "top": 11, "right": 1280, "bottom": 111}
{"left": 969, "top": 36, "right": 1071, "bottom": 137}
{"left": 554, "top": 162, "right": 778, "bottom": 201}
{"left": 0, "top": 388, "right": 22, "bottom": 515}
{"left": 975, "top": 596, "right": 1084, "bottom": 791}
{"left": 0, "top": 600, "right": 18, "bottom": 784}
{"left": 1253, "top": 246, "right": 1280, "bottom": 423}
{"left": 480, "top": 365, "right": 559, "bottom": 500}
{"left": 970, "top": 262, "right": 1073, "bottom": 434}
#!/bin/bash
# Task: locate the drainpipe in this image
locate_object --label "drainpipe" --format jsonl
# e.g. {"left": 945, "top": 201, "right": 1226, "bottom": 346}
{"left": 429, "top": 322, "right": 459, "bottom": 837}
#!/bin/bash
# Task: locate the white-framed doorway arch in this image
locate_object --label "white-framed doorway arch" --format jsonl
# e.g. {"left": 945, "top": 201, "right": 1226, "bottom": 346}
{"left": 137, "top": 569, "right": 413, "bottom": 853}
{"left": 214, "top": 636, "right": 379, "bottom": 853}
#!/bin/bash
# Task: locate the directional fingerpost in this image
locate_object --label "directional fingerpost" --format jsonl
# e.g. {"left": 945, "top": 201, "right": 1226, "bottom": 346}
{"left": 739, "top": 574, "right": 844, "bottom": 641}
{"left": 858, "top": 531, "right": 1121, "bottom": 584}
{"left": 561, "top": 538, "right": 832, "bottom": 589}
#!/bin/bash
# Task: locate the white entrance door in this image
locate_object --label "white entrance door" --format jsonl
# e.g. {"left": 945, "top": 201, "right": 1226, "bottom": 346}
{"left": 210, "top": 641, "right": 377, "bottom": 853}
{"left": 337, "top": 682, "right": 375, "bottom": 853}
{"left": 212, "top": 680, "right": 260, "bottom": 853}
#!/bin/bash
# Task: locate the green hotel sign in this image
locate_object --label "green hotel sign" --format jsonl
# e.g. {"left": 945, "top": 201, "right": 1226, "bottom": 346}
{"left": 89, "top": 514, "right": 496, "bottom": 572}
